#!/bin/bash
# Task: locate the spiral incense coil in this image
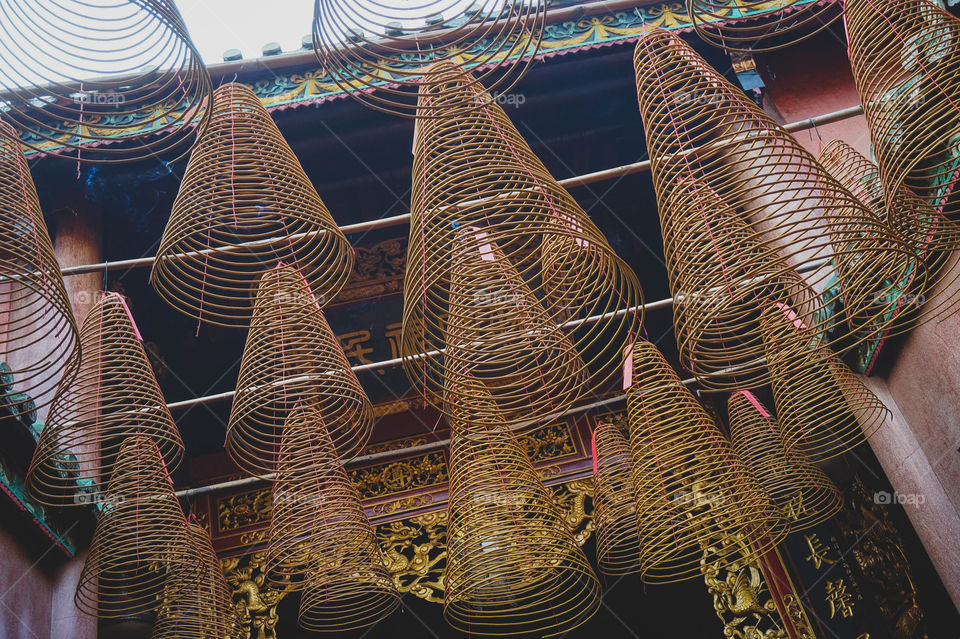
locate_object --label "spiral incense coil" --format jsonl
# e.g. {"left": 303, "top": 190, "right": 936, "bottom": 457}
{"left": 312, "top": 0, "right": 545, "bottom": 118}
{"left": 592, "top": 421, "right": 642, "bottom": 576}
{"left": 75, "top": 435, "right": 190, "bottom": 619}
{"left": 846, "top": 0, "right": 960, "bottom": 223}
{"left": 633, "top": 28, "right": 918, "bottom": 369}
{"left": 444, "top": 380, "right": 601, "bottom": 636}
{"left": 227, "top": 265, "right": 373, "bottom": 472}
{"left": 151, "top": 83, "right": 353, "bottom": 327}
{"left": 687, "top": 0, "right": 842, "bottom": 53}
{"left": 727, "top": 391, "right": 842, "bottom": 532}
{"left": 27, "top": 292, "right": 182, "bottom": 508}
{"left": 0, "top": 123, "right": 78, "bottom": 418}
{"left": 152, "top": 521, "right": 244, "bottom": 639}
{"left": 403, "top": 62, "right": 643, "bottom": 427}
{"left": 760, "top": 304, "right": 887, "bottom": 461}
{"left": 819, "top": 138, "right": 960, "bottom": 327}
{"left": 626, "top": 340, "right": 786, "bottom": 584}
{"left": 658, "top": 175, "right": 817, "bottom": 390}
{"left": 0, "top": 0, "right": 211, "bottom": 163}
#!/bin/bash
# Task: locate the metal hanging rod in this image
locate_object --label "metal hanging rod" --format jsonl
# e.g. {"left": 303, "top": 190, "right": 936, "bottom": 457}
{"left": 59, "top": 105, "right": 864, "bottom": 278}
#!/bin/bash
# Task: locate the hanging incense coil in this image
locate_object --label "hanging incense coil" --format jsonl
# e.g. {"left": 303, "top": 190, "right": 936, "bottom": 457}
{"left": 444, "top": 379, "right": 601, "bottom": 636}
{"left": 312, "top": 0, "right": 545, "bottom": 118}
{"left": 727, "top": 391, "right": 842, "bottom": 532}
{"left": 846, "top": 0, "right": 960, "bottom": 223}
{"left": 761, "top": 304, "right": 887, "bottom": 461}
{"left": 626, "top": 339, "right": 786, "bottom": 583}
{"left": 592, "top": 421, "right": 642, "bottom": 576}
{"left": 227, "top": 264, "right": 373, "bottom": 472}
{"left": 75, "top": 435, "right": 190, "bottom": 619}
{"left": 27, "top": 292, "right": 182, "bottom": 508}
{"left": 403, "top": 62, "right": 643, "bottom": 428}
{"left": 819, "top": 138, "right": 960, "bottom": 326}
{"left": 634, "top": 27, "right": 917, "bottom": 378}
{"left": 0, "top": 0, "right": 211, "bottom": 163}
{"left": 152, "top": 521, "right": 244, "bottom": 639}
{"left": 266, "top": 404, "right": 399, "bottom": 632}
{"left": 151, "top": 83, "right": 353, "bottom": 327}
{"left": 0, "top": 123, "right": 79, "bottom": 418}
{"left": 687, "top": 0, "right": 843, "bottom": 53}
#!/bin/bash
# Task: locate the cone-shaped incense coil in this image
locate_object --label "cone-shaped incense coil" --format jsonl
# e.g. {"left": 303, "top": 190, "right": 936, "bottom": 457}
{"left": 819, "top": 138, "right": 960, "bottom": 327}
{"left": 312, "top": 0, "right": 545, "bottom": 118}
{"left": 443, "top": 379, "right": 601, "bottom": 636}
{"left": 75, "top": 435, "right": 190, "bottom": 619}
{"left": 658, "top": 175, "right": 816, "bottom": 389}
{"left": 687, "top": 0, "right": 842, "bottom": 53}
{"left": 441, "top": 226, "right": 586, "bottom": 431}
{"left": 152, "top": 521, "right": 244, "bottom": 639}
{"left": 403, "top": 62, "right": 643, "bottom": 426}
{"left": 847, "top": 0, "right": 960, "bottom": 223}
{"left": 761, "top": 304, "right": 887, "bottom": 461}
{"left": 152, "top": 83, "right": 353, "bottom": 327}
{"left": 592, "top": 421, "right": 642, "bottom": 576}
{"left": 227, "top": 265, "right": 372, "bottom": 472}
{"left": 633, "top": 28, "right": 918, "bottom": 370}
{"left": 728, "top": 391, "right": 842, "bottom": 533}
{"left": 265, "top": 405, "right": 399, "bottom": 631}
{"left": 0, "top": 0, "right": 211, "bottom": 163}
{"left": 0, "top": 124, "right": 79, "bottom": 418}
{"left": 626, "top": 340, "right": 786, "bottom": 583}
{"left": 28, "top": 293, "right": 182, "bottom": 507}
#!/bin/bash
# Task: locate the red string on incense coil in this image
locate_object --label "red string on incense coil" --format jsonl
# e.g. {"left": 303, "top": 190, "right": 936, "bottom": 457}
{"left": 443, "top": 379, "right": 601, "bottom": 636}
{"left": 592, "top": 421, "right": 642, "bottom": 576}
{"left": 151, "top": 83, "right": 353, "bottom": 328}
{"left": 626, "top": 340, "right": 786, "bottom": 584}
{"left": 27, "top": 293, "right": 182, "bottom": 508}
{"left": 227, "top": 265, "right": 373, "bottom": 472}
{"left": 0, "top": 123, "right": 79, "bottom": 418}
{"left": 152, "top": 521, "right": 245, "bottom": 639}
{"left": 265, "top": 404, "right": 399, "bottom": 632}
{"left": 403, "top": 62, "right": 643, "bottom": 430}
{"left": 0, "top": 0, "right": 211, "bottom": 163}
{"left": 312, "top": 0, "right": 545, "bottom": 118}
{"left": 846, "top": 0, "right": 960, "bottom": 223}
{"left": 686, "top": 0, "right": 843, "bottom": 53}
{"left": 75, "top": 435, "right": 190, "bottom": 619}
{"left": 760, "top": 304, "right": 887, "bottom": 461}
{"left": 633, "top": 27, "right": 918, "bottom": 388}
{"left": 727, "top": 391, "right": 842, "bottom": 533}
{"left": 819, "top": 138, "right": 960, "bottom": 327}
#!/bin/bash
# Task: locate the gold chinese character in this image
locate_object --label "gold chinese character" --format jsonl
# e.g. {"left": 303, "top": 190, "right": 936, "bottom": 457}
{"left": 385, "top": 322, "right": 403, "bottom": 359}
{"left": 804, "top": 533, "right": 836, "bottom": 570}
{"left": 825, "top": 579, "right": 855, "bottom": 619}
{"left": 338, "top": 331, "right": 374, "bottom": 364}
{"left": 784, "top": 489, "right": 806, "bottom": 521}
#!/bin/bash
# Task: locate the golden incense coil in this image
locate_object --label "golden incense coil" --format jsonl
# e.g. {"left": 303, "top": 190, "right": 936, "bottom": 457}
{"left": 443, "top": 378, "right": 600, "bottom": 636}
{"left": 75, "top": 435, "right": 190, "bottom": 619}
{"left": 846, "top": 0, "right": 960, "bottom": 223}
{"left": 152, "top": 521, "right": 244, "bottom": 639}
{"left": 760, "top": 304, "right": 887, "bottom": 461}
{"left": 28, "top": 292, "right": 182, "bottom": 508}
{"left": 227, "top": 265, "right": 373, "bottom": 472}
{"left": 633, "top": 27, "right": 918, "bottom": 384}
{"left": 592, "top": 421, "right": 642, "bottom": 576}
{"left": 403, "top": 62, "right": 643, "bottom": 429}
{"left": 0, "top": 0, "right": 211, "bottom": 163}
{"left": 727, "top": 391, "right": 842, "bottom": 532}
{"left": 266, "top": 405, "right": 399, "bottom": 632}
{"left": 152, "top": 83, "right": 353, "bottom": 327}
{"left": 0, "top": 123, "right": 79, "bottom": 417}
{"left": 312, "top": 0, "right": 545, "bottom": 118}
{"left": 687, "top": 0, "right": 842, "bottom": 53}
{"left": 626, "top": 339, "right": 786, "bottom": 583}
